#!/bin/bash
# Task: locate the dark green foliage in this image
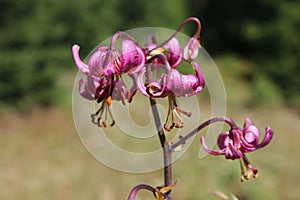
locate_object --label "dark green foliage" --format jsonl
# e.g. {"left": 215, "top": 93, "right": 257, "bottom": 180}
{"left": 0, "top": 0, "right": 121, "bottom": 110}
{"left": 187, "top": 0, "right": 300, "bottom": 108}
{"left": 0, "top": 0, "right": 299, "bottom": 110}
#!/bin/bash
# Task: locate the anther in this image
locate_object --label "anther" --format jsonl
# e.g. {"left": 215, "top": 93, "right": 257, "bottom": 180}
{"left": 175, "top": 106, "right": 191, "bottom": 117}
{"left": 164, "top": 123, "right": 175, "bottom": 132}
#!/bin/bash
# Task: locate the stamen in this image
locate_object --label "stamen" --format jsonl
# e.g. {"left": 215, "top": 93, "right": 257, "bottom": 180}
{"left": 120, "top": 91, "right": 127, "bottom": 105}
{"left": 90, "top": 98, "right": 116, "bottom": 128}
{"left": 164, "top": 122, "right": 175, "bottom": 132}
{"left": 107, "top": 105, "right": 116, "bottom": 127}
{"left": 174, "top": 99, "right": 192, "bottom": 117}
{"left": 239, "top": 156, "right": 259, "bottom": 182}
{"left": 164, "top": 96, "right": 175, "bottom": 131}
{"left": 164, "top": 96, "right": 191, "bottom": 131}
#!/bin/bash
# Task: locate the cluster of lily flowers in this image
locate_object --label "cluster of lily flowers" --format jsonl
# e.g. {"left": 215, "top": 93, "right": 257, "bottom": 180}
{"left": 72, "top": 17, "right": 273, "bottom": 199}
{"left": 72, "top": 17, "right": 204, "bottom": 130}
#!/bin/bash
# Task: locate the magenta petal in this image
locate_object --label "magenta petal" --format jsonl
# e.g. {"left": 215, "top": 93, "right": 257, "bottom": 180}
{"left": 183, "top": 37, "right": 199, "bottom": 62}
{"left": 217, "top": 132, "right": 230, "bottom": 149}
{"left": 244, "top": 125, "right": 260, "bottom": 145}
{"left": 230, "top": 128, "right": 242, "bottom": 149}
{"left": 88, "top": 47, "right": 107, "bottom": 76}
{"left": 167, "top": 69, "right": 182, "bottom": 96}
{"left": 224, "top": 147, "right": 233, "bottom": 159}
{"left": 121, "top": 40, "right": 145, "bottom": 74}
{"left": 256, "top": 126, "right": 274, "bottom": 149}
{"left": 130, "top": 45, "right": 146, "bottom": 73}
{"left": 192, "top": 62, "right": 205, "bottom": 94}
{"left": 169, "top": 62, "right": 205, "bottom": 97}
{"left": 201, "top": 136, "right": 225, "bottom": 156}
{"left": 167, "top": 38, "right": 182, "bottom": 68}
{"left": 72, "top": 45, "right": 90, "bottom": 74}
{"left": 102, "top": 50, "right": 120, "bottom": 76}
{"left": 227, "top": 143, "right": 244, "bottom": 159}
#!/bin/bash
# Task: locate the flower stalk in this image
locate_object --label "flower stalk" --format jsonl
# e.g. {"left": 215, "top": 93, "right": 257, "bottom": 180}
{"left": 72, "top": 17, "right": 274, "bottom": 199}
{"left": 149, "top": 97, "right": 173, "bottom": 193}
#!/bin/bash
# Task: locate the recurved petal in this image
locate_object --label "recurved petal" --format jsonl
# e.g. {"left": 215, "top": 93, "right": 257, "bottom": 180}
{"left": 201, "top": 136, "right": 225, "bottom": 156}
{"left": 192, "top": 62, "right": 205, "bottom": 93}
{"left": 256, "top": 126, "right": 274, "bottom": 149}
{"left": 217, "top": 132, "right": 230, "bottom": 149}
{"left": 72, "top": 45, "right": 90, "bottom": 74}
{"left": 87, "top": 47, "right": 108, "bottom": 76}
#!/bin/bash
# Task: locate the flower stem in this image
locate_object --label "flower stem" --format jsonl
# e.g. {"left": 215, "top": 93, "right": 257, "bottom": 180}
{"left": 149, "top": 97, "right": 173, "bottom": 198}
{"left": 149, "top": 17, "right": 202, "bottom": 53}
{"left": 170, "top": 116, "right": 237, "bottom": 151}
{"left": 127, "top": 184, "right": 156, "bottom": 200}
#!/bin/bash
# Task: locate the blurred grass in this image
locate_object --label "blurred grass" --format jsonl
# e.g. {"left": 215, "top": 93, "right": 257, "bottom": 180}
{"left": 1, "top": 69, "right": 300, "bottom": 200}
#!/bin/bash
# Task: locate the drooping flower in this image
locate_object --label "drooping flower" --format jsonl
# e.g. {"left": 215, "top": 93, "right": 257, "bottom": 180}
{"left": 72, "top": 37, "right": 144, "bottom": 127}
{"left": 183, "top": 37, "right": 199, "bottom": 62}
{"left": 137, "top": 52, "right": 205, "bottom": 131}
{"left": 72, "top": 44, "right": 120, "bottom": 77}
{"left": 201, "top": 118, "right": 274, "bottom": 181}
{"left": 137, "top": 57, "right": 205, "bottom": 98}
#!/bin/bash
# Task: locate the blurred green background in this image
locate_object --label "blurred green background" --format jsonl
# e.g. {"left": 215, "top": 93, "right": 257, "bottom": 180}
{"left": 0, "top": 0, "right": 299, "bottom": 199}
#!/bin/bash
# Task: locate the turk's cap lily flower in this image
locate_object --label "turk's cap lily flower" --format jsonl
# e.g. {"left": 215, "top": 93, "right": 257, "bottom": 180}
{"left": 241, "top": 118, "right": 274, "bottom": 152}
{"left": 137, "top": 60, "right": 205, "bottom": 98}
{"left": 146, "top": 35, "right": 182, "bottom": 69}
{"left": 72, "top": 44, "right": 120, "bottom": 77}
{"left": 200, "top": 118, "right": 274, "bottom": 181}
{"left": 200, "top": 119, "right": 273, "bottom": 160}
{"left": 183, "top": 37, "right": 199, "bottom": 62}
